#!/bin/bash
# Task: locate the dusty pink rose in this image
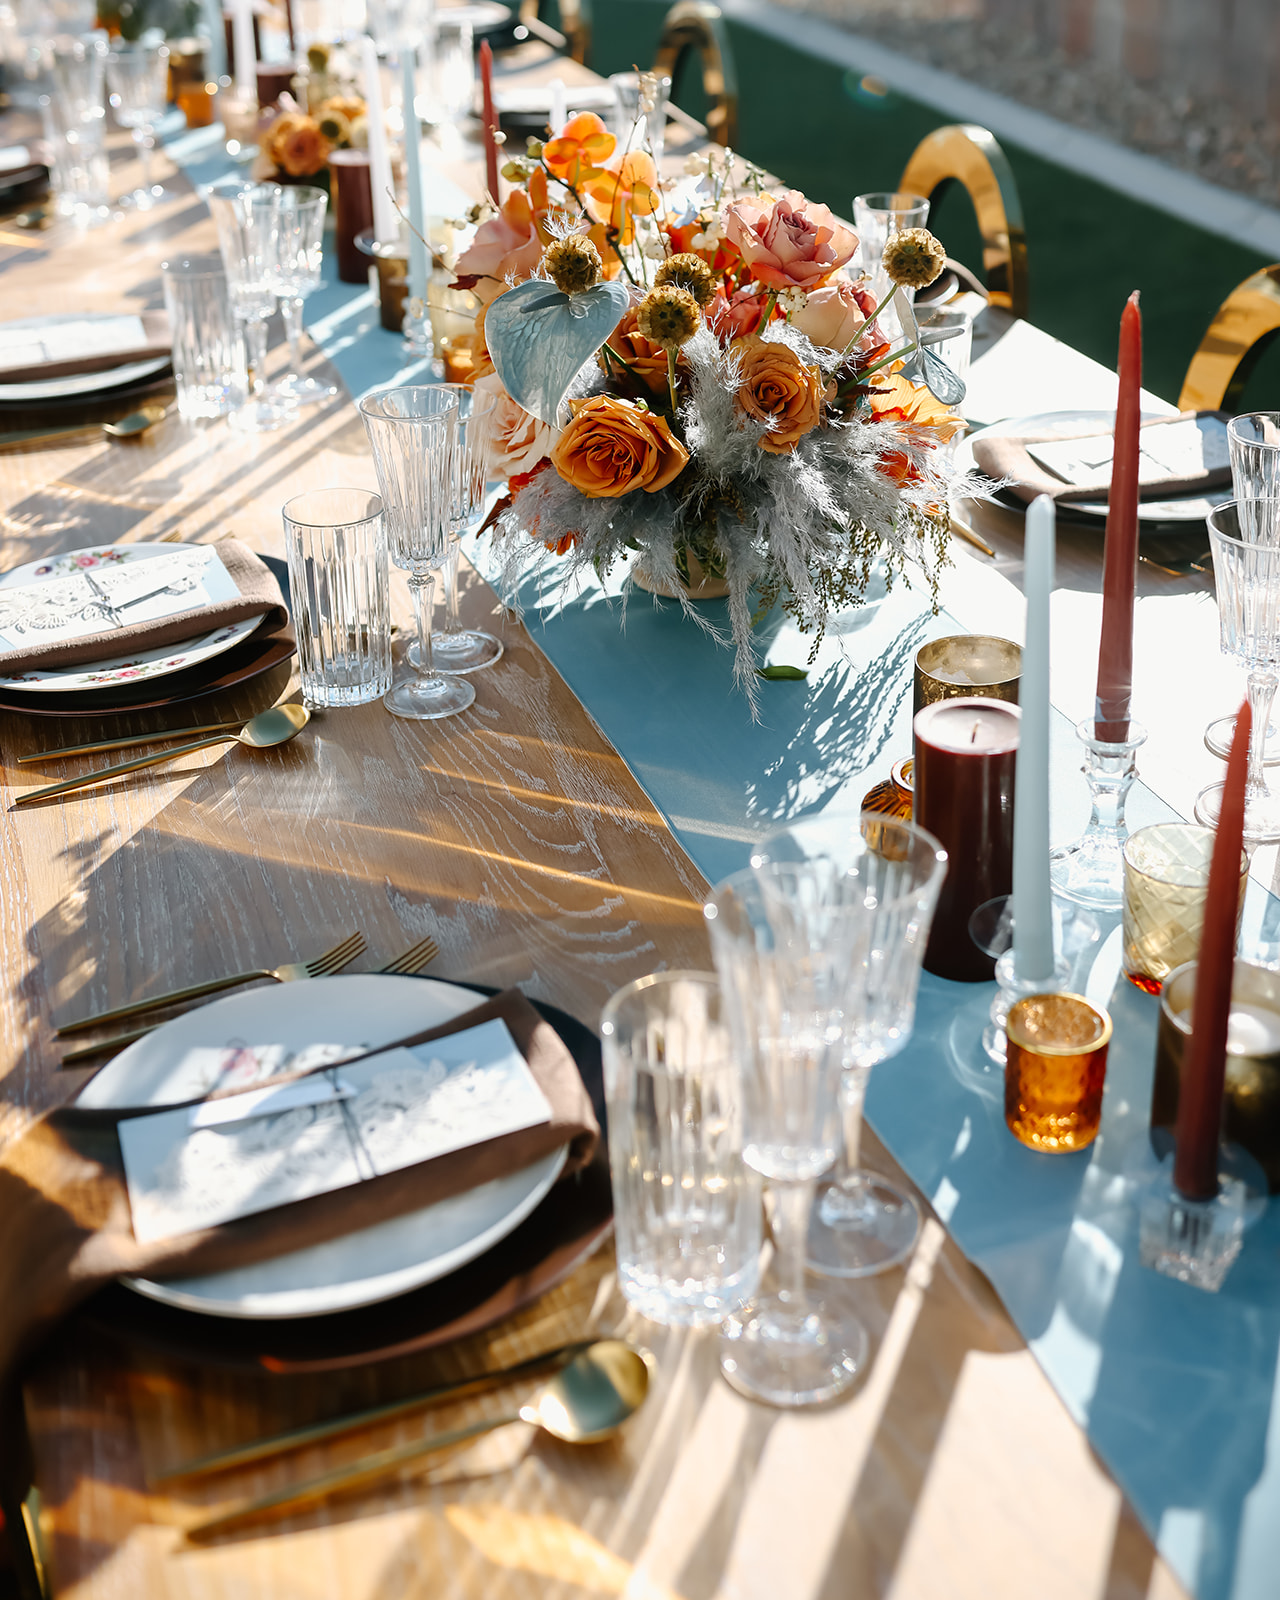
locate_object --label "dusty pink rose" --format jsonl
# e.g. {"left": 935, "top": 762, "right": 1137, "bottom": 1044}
{"left": 452, "top": 193, "right": 545, "bottom": 306}
{"left": 473, "top": 372, "right": 553, "bottom": 479}
{"left": 790, "top": 277, "right": 878, "bottom": 353}
{"left": 724, "top": 190, "right": 858, "bottom": 291}
{"left": 710, "top": 284, "right": 770, "bottom": 341}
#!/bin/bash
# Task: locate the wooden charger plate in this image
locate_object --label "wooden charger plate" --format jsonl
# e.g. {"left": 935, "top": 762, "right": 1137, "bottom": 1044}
{"left": 79, "top": 984, "right": 613, "bottom": 1374}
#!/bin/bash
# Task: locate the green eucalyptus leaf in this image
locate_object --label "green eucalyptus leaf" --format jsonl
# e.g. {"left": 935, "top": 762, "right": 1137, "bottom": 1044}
{"left": 756, "top": 664, "right": 808, "bottom": 681}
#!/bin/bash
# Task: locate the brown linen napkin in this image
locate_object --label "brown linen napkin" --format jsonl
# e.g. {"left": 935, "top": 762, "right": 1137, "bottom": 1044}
{"left": 0, "top": 540, "right": 289, "bottom": 674}
{"left": 971, "top": 411, "right": 1232, "bottom": 505}
{"left": 0, "top": 310, "right": 171, "bottom": 385}
{"left": 0, "top": 990, "right": 598, "bottom": 1380}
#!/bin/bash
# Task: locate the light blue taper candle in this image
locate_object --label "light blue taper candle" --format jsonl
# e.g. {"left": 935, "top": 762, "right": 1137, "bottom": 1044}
{"left": 401, "top": 44, "right": 429, "bottom": 303}
{"left": 1013, "top": 494, "right": 1056, "bottom": 982}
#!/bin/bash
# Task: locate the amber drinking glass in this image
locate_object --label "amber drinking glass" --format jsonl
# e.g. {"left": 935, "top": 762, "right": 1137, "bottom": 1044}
{"left": 1005, "top": 994, "right": 1112, "bottom": 1153}
{"left": 1122, "top": 823, "right": 1247, "bottom": 995}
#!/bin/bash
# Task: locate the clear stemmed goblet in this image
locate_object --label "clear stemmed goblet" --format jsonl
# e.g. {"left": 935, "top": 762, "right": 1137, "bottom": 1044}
{"left": 359, "top": 387, "right": 474, "bottom": 720}
{"left": 1206, "top": 416, "right": 1280, "bottom": 762}
{"left": 267, "top": 185, "right": 337, "bottom": 408}
{"left": 105, "top": 41, "right": 170, "bottom": 209}
{"left": 404, "top": 382, "right": 504, "bottom": 675}
{"left": 1196, "top": 500, "right": 1280, "bottom": 842}
{"left": 706, "top": 862, "right": 871, "bottom": 1408}
{"left": 206, "top": 178, "right": 294, "bottom": 434}
{"left": 753, "top": 812, "right": 948, "bottom": 1278}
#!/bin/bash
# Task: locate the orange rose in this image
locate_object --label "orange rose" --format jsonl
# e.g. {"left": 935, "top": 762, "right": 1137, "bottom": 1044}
{"left": 551, "top": 395, "right": 689, "bottom": 497}
{"left": 732, "top": 335, "right": 826, "bottom": 454}
{"left": 600, "top": 306, "right": 673, "bottom": 394}
{"left": 265, "top": 113, "right": 332, "bottom": 177}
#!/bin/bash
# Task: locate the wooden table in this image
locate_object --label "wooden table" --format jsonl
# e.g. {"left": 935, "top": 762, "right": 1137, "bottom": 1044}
{"left": 0, "top": 60, "right": 1193, "bottom": 1600}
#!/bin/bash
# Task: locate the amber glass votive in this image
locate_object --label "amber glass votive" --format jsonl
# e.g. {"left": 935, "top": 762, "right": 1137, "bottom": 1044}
{"left": 861, "top": 757, "right": 913, "bottom": 820}
{"left": 356, "top": 230, "right": 409, "bottom": 331}
{"left": 1151, "top": 959, "right": 1280, "bottom": 1191}
{"left": 428, "top": 270, "right": 481, "bottom": 382}
{"left": 1122, "top": 823, "right": 1248, "bottom": 994}
{"left": 1005, "top": 993, "right": 1112, "bottom": 1153}
{"left": 913, "top": 634, "right": 1022, "bottom": 718}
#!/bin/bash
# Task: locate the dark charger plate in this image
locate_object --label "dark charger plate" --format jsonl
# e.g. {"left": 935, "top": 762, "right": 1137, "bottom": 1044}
{"left": 79, "top": 981, "right": 613, "bottom": 1374}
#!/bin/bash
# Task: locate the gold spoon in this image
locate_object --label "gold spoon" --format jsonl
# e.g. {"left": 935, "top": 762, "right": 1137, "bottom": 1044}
{"left": 186, "top": 1341, "right": 651, "bottom": 1542}
{"left": 13, "top": 704, "right": 310, "bottom": 808}
{"left": 101, "top": 400, "right": 172, "bottom": 439}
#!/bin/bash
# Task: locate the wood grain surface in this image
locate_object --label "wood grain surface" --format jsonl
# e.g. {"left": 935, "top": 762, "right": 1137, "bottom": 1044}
{"left": 0, "top": 61, "right": 1188, "bottom": 1600}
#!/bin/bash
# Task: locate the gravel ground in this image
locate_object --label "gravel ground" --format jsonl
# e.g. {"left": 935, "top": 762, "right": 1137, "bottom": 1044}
{"left": 773, "top": 0, "right": 1280, "bottom": 209}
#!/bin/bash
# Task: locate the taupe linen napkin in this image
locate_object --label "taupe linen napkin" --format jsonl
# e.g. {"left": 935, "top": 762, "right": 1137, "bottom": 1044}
{"left": 0, "top": 540, "right": 289, "bottom": 674}
{"left": 0, "top": 309, "right": 171, "bottom": 385}
{"left": 0, "top": 990, "right": 598, "bottom": 1380}
{"left": 971, "top": 411, "right": 1232, "bottom": 505}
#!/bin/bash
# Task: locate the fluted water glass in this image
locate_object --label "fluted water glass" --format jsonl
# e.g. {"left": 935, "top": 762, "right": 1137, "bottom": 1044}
{"left": 706, "top": 863, "right": 870, "bottom": 1408}
{"left": 206, "top": 177, "right": 293, "bottom": 433}
{"left": 267, "top": 185, "right": 336, "bottom": 408}
{"left": 753, "top": 812, "right": 948, "bottom": 1277}
{"left": 359, "top": 386, "right": 471, "bottom": 719}
{"left": 105, "top": 40, "right": 169, "bottom": 208}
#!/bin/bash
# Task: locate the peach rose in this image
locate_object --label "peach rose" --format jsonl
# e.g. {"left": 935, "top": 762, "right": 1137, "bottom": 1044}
{"left": 732, "top": 335, "right": 826, "bottom": 454}
{"left": 710, "top": 285, "right": 769, "bottom": 341}
{"left": 265, "top": 113, "right": 332, "bottom": 177}
{"left": 790, "top": 277, "right": 878, "bottom": 353}
{"left": 473, "top": 372, "right": 553, "bottom": 479}
{"left": 600, "top": 307, "right": 672, "bottom": 394}
{"left": 551, "top": 395, "right": 689, "bottom": 497}
{"left": 453, "top": 192, "right": 546, "bottom": 305}
{"left": 724, "top": 190, "right": 857, "bottom": 291}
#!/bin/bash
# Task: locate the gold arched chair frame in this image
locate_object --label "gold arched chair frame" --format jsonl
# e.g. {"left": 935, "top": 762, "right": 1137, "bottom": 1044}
{"left": 899, "top": 124, "right": 1029, "bottom": 319}
{"left": 653, "top": 0, "right": 738, "bottom": 149}
{"left": 1179, "top": 266, "right": 1280, "bottom": 413}
{"left": 518, "top": 0, "right": 591, "bottom": 65}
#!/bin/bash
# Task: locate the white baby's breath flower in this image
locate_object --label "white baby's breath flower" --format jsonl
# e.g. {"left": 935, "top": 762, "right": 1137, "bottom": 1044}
{"left": 492, "top": 129, "right": 507, "bottom": 146}
{"left": 641, "top": 235, "right": 667, "bottom": 259}
{"left": 779, "top": 286, "right": 809, "bottom": 315}
{"left": 689, "top": 232, "right": 714, "bottom": 252}
{"left": 684, "top": 151, "right": 710, "bottom": 176}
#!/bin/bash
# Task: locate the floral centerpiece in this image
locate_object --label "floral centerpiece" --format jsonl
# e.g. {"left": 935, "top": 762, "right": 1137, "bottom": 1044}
{"left": 454, "top": 121, "right": 964, "bottom": 704}
{"left": 253, "top": 45, "right": 369, "bottom": 182}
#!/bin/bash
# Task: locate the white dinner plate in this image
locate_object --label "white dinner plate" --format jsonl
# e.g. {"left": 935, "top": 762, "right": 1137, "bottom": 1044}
{"left": 960, "top": 409, "right": 1232, "bottom": 526}
{"left": 0, "top": 309, "right": 172, "bottom": 402}
{"left": 78, "top": 974, "right": 568, "bottom": 1319}
{"left": 494, "top": 84, "right": 615, "bottom": 115}
{"left": 0, "top": 541, "right": 262, "bottom": 692}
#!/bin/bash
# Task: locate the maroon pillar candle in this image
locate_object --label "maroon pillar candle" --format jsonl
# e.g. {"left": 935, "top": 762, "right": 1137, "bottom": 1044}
{"left": 256, "top": 62, "right": 296, "bottom": 110}
{"left": 328, "top": 150, "right": 374, "bottom": 284}
{"left": 914, "top": 697, "right": 1020, "bottom": 982}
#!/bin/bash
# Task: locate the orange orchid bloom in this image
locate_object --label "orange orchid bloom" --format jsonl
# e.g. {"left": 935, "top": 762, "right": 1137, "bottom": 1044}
{"left": 582, "top": 151, "right": 662, "bottom": 244}
{"left": 543, "top": 113, "right": 615, "bottom": 188}
{"left": 866, "top": 370, "right": 964, "bottom": 485}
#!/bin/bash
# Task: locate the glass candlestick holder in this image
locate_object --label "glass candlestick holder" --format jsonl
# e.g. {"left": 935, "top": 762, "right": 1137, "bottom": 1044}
{"left": 1139, "top": 1158, "right": 1246, "bottom": 1292}
{"left": 968, "top": 894, "right": 1093, "bottom": 1067}
{"left": 1050, "top": 718, "right": 1148, "bottom": 910}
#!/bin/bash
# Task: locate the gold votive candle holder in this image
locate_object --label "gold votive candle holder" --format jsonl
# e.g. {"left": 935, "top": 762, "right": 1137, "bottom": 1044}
{"left": 1005, "top": 993, "right": 1112, "bottom": 1153}
{"left": 1122, "top": 823, "right": 1248, "bottom": 995}
{"left": 1151, "top": 959, "right": 1280, "bottom": 1192}
{"left": 913, "top": 634, "right": 1021, "bottom": 718}
{"left": 428, "top": 269, "right": 480, "bottom": 383}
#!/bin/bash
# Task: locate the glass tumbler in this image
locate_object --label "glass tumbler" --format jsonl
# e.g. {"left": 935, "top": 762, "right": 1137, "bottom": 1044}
{"left": 282, "top": 488, "right": 394, "bottom": 707}
{"left": 161, "top": 255, "right": 245, "bottom": 419}
{"left": 610, "top": 70, "right": 671, "bottom": 164}
{"left": 105, "top": 40, "right": 170, "bottom": 209}
{"left": 1227, "top": 412, "right": 1280, "bottom": 509}
{"left": 1122, "top": 822, "right": 1247, "bottom": 995}
{"left": 39, "top": 85, "right": 109, "bottom": 219}
{"left": 854, "top": 190, "right": 930, "bottom": 296}
{"left": 601, "top": 972, "right": 762, "bottom": 1327}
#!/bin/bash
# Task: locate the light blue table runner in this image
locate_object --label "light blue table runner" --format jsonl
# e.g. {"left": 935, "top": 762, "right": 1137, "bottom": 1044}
{"left": 164, "top": 124, "right": 1280, "bottom": 1600}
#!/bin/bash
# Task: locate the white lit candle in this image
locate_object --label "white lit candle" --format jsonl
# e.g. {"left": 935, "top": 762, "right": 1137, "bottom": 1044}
{"left": 1012, "top": 494, "right": 1056, "bottom": 982}
{"left": 360, "top": 33, "right": 399, "bottom": 246}
{"left": 401, "top": 44, "right": 428, "bottom": 302}
{"left": 230, "top": 0, "right": 257, "bottom": 102}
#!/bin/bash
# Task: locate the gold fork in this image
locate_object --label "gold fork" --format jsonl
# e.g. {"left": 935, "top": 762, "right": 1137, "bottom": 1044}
{"left": 56, "top": 932, "right": 367, "bottom": 1038}
{"left": 58, "top": 935, "right": 439, "bottom": 1066}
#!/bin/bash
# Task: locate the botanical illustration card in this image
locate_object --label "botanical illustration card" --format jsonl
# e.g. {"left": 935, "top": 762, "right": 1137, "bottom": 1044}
{"left": 0, "top": 546, "right": 236, "bottom": 650}
{"left": 117, "top": 1018, "right": 554, "bottom": 1243}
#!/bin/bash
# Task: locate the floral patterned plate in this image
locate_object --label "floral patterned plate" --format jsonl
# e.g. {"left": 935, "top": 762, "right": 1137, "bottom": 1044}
{"left": 0, "top": 542, "right": 262, "bottom": 692}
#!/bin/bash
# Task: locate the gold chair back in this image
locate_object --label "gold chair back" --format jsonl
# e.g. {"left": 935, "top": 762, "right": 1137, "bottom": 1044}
{"left": 653, "top": 0, "right": 738, "bottom": 148}
{"left": 518, "top": 0, "right": 591, "bottom": 64}
{"left": 899, "top": 124, "right": 1028, "bottom": 319}
{"left": 1179, "top": 266, "right": 1280, "bottom": 413}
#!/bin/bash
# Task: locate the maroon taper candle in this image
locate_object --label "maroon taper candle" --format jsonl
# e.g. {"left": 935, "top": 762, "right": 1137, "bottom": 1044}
{"left": 1095, "top": 290, "right": 1142, "bottom": 743}
{"left": 914, "top": 697, "right": 1020, "bottom": 982}
{"left": 1174, "top": 698, "right": 1251, "bottom": 1200}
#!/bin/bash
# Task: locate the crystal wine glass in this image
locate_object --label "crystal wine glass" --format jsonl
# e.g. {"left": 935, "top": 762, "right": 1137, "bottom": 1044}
{"left": 1196, "top": 500, "right": 1280, "bottom": 842}
{"left": 267, "top": 185, "right": 337, "bottom": 408}
{"left": 753, "top": 811, "right": 948, "bottom": 1277}
{"left": 1206, "top": 415, "right": 1280, "bottom": 763}
{"left": 206, "top": 178, "right": 294, "bottom": 434}
{"left": 105, "top": 41, "right": 170, "bottom": 210}
{"left": 404, "top": 381, "right": 504, "bottom": 674}
{"left": 706, "top": 863, "right": 870, "bottom": 1408}
{"left": 359, "top": 386, "right": 473, "bottom": 720}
